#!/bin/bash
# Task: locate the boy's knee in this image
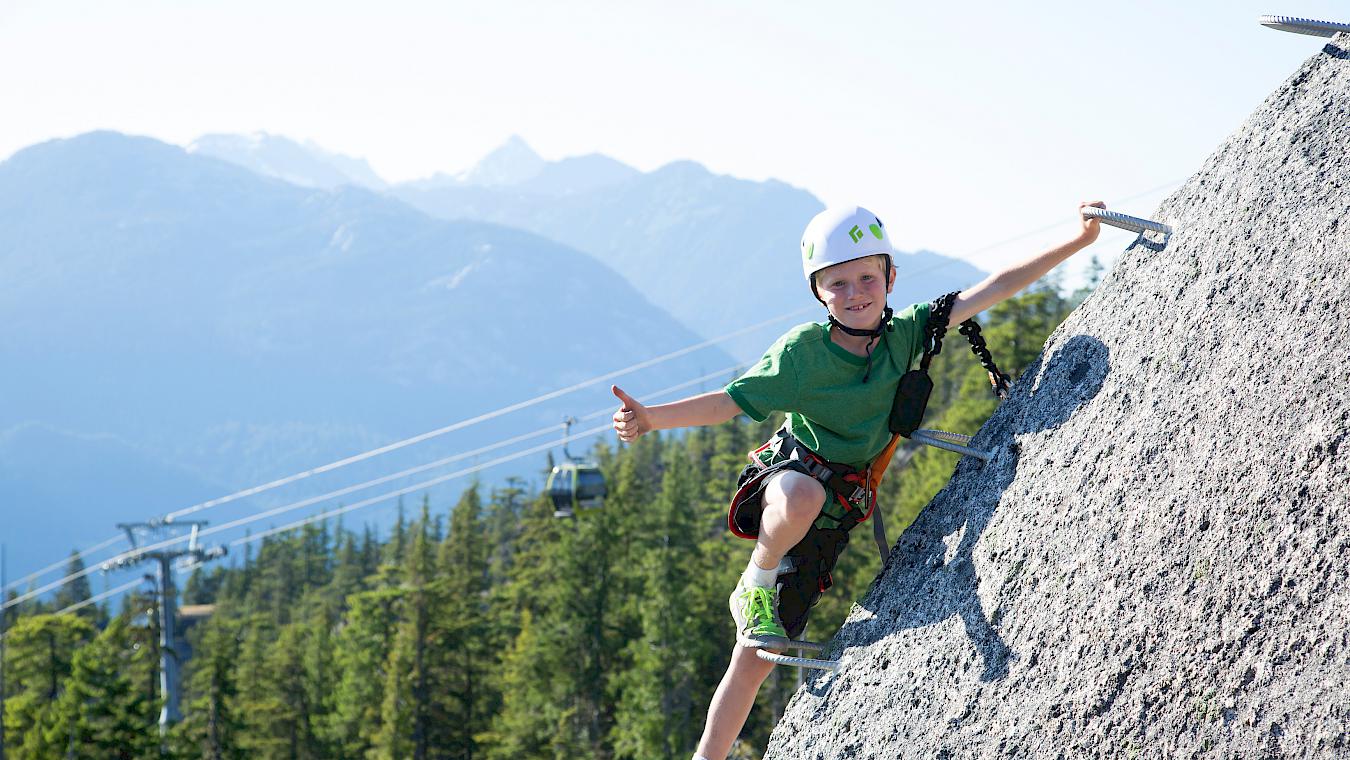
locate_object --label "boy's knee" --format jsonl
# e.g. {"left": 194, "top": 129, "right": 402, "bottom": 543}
{"left": 766, "top": 471, "right": 825, "bottom": 523}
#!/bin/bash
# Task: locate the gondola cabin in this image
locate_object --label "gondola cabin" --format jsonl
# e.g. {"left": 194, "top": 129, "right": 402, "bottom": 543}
{"left": 547, "top": 461, "right": 607, "bottom": 519}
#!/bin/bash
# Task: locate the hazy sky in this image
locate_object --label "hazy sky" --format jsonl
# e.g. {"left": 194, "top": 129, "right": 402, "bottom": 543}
{"left": 2, "top": 0, "right": 1343, "bottom": 285}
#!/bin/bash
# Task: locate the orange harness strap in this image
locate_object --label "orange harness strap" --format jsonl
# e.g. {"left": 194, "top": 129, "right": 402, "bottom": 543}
{"left": 867, "top": 433, "right": 903, "bottom": 493}
{"left": 861, "top": 433, "right": 903, "bottom": 563}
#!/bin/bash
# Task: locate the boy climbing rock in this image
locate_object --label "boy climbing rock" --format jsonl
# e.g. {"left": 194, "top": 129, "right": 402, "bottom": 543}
{"left": 611, "top": 202, "right": 1104, "bottom": 760}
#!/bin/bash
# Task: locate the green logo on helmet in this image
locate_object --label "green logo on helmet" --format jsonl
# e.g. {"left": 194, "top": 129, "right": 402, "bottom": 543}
{"left": 870, "top": 224, "right": 883, "bottom": 240}
{"left": 806, "top": 242, "right": 815, "bottom": 259}
{"left": 849, "top": 225, "right": 863, "bottom": 243}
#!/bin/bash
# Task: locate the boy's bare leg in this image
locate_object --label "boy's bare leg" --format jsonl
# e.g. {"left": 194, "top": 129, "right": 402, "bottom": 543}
{"left": 694, "top": 642, "right": 777, "bottom": 759}
{"left": 751, "top": 470, "right": 826, "bottom": 575}
{"left": 695, "top": 470, "right": 826, "bottom": 760}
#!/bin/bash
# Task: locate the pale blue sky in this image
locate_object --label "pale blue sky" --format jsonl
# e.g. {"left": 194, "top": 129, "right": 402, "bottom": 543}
{"left": 2, "top": 0, "right": 1343, "bottom": 285}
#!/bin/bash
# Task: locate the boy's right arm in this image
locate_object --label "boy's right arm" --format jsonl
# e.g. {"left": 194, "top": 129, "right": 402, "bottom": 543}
{"left": 612, "top": 384, "right": 741, "bottom": 443}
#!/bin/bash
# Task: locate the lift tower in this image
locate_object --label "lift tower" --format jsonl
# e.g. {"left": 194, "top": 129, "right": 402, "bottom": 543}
{"left": 102, "top": 520, "right": 226, "bottom": 736}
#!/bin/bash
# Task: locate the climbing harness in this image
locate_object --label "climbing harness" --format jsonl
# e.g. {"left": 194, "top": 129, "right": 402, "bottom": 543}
{"left": 727, "top": 291, "right": 1012, "bottom": 671}
{"left": 1080, "top": 207, "right": 1172, "bottom": 237}
{"left": 1259, "top": 15, "right": 1350, "bottom": 37}
{"left": 728, "top": 429, "right": 877, "bottom": 542}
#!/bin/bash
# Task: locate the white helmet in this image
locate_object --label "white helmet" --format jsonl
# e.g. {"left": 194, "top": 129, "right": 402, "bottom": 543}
{"left": 800, "top": 205, "right": 895, "bottom": 284}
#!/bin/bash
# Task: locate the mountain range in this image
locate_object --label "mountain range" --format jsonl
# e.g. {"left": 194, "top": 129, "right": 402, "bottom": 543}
{"left": 390, "top": 139, "right": 986, "bottom": 359}
{"left": 187, "top": 132, "right": 989, "bottom": 360}
{"left": 0, "top": 131, "right": 732, "bottom": 581}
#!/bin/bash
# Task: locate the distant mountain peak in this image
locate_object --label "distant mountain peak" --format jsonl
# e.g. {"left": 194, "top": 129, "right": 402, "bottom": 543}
{"left": 458, "top": 135, "right": 545, "bottom": 187}
{"left": 399, "top": 141, "right": 639, "bottom": 195}
{"left": 187, "top": 132, "right": 387, "bottom": 191}
{"left": 649, "top": 159, "right": 717, "bottom": 183}
{"left": 10, "top": 130, "right": 181, "bottom": 163}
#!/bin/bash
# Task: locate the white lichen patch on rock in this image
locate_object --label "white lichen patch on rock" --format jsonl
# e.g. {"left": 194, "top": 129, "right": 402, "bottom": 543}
{"left": 768, "top": 34, "right": 1350, "bottom": 759}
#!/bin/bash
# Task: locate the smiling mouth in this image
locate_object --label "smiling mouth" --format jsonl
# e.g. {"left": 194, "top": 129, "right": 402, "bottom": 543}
{"left": 846, "top": 302, "right": 872, "bottom": 312}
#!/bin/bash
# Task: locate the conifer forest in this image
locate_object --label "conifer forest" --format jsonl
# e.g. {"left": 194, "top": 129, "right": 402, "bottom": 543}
{"left": 0, "top": 279, "right": 1089, "bottom": 759}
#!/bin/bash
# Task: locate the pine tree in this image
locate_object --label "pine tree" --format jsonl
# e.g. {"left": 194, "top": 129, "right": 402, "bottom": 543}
{"left": 325, "top": 587, "right": 403, "bottom": 758}
{"left": 300, "top": 605, "right": 338, "bottom": 747}
{"left": 435, "top": 485, "right": 494, "bottom": 759}
{"left": 373, "top": 501, "right": 437, "bottom": 760}
{"left": 182, "top": 565, "right": 227, "bottom": 606}
{"left": 372, "top": 619, "right": 417, "bottom": 760}
{"left": 172, "top": 617, "right": 244, "bottom": 760}
{"left": 299, "top": 519, "right": 332, "bottom": 591}
{"left": 386, "top": 499, "right": 408, "bottom": 568}
{"left": 0, "top": 613, "right": 96, "bottom": 758}
{"left": 612, "top": 445, "right": 706, "bottom": 759}
{"left": 485, "top": 493, "right": 592, "bottom": 759}
{"left": 484, "top": 479, "right": 527, "bottom": 588}
{"left": 231, "top": 614, "right": 276, "bottom": 758}
{"left": 481, "top": 608, "right": 562, "bottom": 759}
{"left": 118, "top": 590, "right": 161, "bottom": 736}
{"left": 52, "top": 551, "right": 98, "bottom": 624}
{"left": 242, "top": 620, "right": 325, "bottom": 759}
{"left": 328, "top": 532, "right": 368, "bottom": 610}
{"left": 491, "top": 436, "right": 664, "bottom": 758}
{"left": 45, "top": 615, "right": 156, "bottom": 759}
{"left": 243, "top": 534, "right": 305, "bottom": 627}
{"left": 360, "top": 525, "right": 382, "bottom": 578}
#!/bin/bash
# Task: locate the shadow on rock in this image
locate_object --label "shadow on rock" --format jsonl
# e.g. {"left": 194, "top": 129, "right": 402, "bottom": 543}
{"left": 809, "top": 334, "right": 1110, "bottom": 691}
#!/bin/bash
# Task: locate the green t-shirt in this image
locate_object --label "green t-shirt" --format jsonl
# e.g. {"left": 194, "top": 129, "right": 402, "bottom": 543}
{"left": 725, "top": 301, "right": 932, "bottom": 468}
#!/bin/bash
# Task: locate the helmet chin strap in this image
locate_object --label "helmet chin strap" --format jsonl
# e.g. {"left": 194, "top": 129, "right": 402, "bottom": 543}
{"left": 826, "top": 305, "right": 894, "bottom": 337}
{"left": 826, "top": 305, "right": 894, "bottom": 382}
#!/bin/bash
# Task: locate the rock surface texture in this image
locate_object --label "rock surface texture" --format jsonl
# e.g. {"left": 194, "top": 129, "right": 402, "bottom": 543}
{"left": 768, "top": 36, "right": 1350, "bottom": 759}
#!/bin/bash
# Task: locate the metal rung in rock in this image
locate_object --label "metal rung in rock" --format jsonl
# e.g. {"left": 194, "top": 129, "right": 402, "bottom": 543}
{"left": 1081, "top": 207, "right": 1172, "bottom": 236}
{"left": 912, "top": 429, "right": 994, "bottom": 462}
{"left": 746, "top": 636, "right": 841, "bottom": 672}
{"left": 1259, "top": 15, "right": 1350, "bottom": 37}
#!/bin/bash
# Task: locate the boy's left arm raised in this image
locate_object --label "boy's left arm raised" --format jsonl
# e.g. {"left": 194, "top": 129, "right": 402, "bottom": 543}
{"left": 611, "top": 385, "right": 740, "bottom": 443}
{"left": 949, "top": 201, "right": 1105, "bottom": 325}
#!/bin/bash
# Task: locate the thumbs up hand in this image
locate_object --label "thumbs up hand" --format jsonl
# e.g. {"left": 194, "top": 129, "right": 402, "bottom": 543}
{"left": 612, "top": 385, "right": 651, "bottom": 444}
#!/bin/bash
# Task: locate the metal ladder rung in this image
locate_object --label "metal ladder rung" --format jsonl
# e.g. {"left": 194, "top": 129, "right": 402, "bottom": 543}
{"left": 1081, "top": 207, "right": 1172, "bottom": 236}
{"left": 742, "top": 635, "right": 827, "bottom": 652}
{"left": 1259, "top": 15, "right": 1350, "bottom": 37}
{"left": 756, "top": 650, "right": 841, "bottom": 671}
{"left": 744, "top": 635, "right": 840, "bottom": 671}
{"left": 911, "top": 429, "right": 994, "bottom": 462}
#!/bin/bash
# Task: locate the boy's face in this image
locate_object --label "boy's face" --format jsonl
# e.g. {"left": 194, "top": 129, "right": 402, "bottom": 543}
{"left": 815, "top": 255, "right": 895, "bottom": 329}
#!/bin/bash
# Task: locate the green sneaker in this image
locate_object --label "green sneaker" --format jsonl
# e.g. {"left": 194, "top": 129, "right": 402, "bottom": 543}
{"left": 729, "top": 580, "right": 787, "bottom": 645}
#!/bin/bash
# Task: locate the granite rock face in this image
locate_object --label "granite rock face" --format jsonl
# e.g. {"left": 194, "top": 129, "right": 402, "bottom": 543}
{"left": 768, "top": 36, "right": 1350, "bottom": 759}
